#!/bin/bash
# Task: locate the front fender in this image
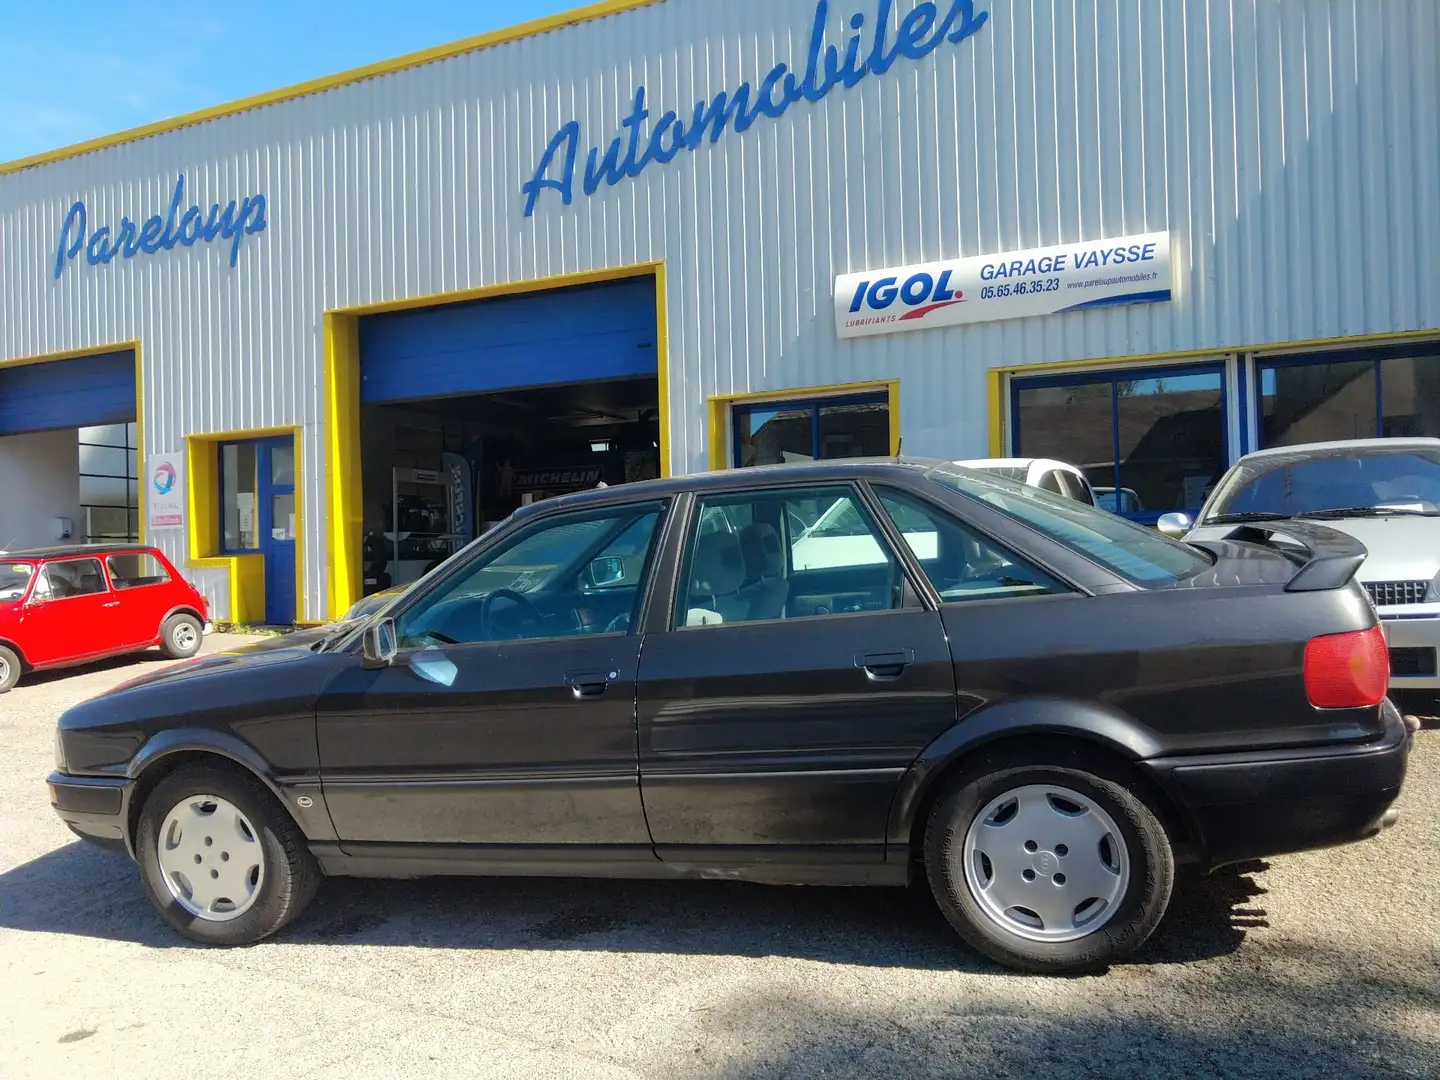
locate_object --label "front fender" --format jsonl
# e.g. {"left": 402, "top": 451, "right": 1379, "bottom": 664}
{"left": 885, "top": 696, "right": 1164, "bottom": 848}
{"left": 126, "top": 728, "right": 336, "bottom": 844}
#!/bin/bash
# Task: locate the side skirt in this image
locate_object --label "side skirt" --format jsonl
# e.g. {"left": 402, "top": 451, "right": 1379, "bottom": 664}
{"left": 311, "top": 842, "right": 912, "bottom": 887}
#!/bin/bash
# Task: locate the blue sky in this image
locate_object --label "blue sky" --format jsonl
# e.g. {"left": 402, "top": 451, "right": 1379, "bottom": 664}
{"left": 0, "top": 0, "right": 576, "bottom": 163}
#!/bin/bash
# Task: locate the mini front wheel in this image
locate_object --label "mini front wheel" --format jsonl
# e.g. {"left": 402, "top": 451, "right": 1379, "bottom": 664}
{"left": 925, "top": 755, "right": 1174, "bottom": 974}
{"left": 136, "top": 763, "right": 320, "bottom": 945}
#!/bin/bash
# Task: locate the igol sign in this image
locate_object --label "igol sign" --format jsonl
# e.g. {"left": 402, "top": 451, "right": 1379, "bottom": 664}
{"left": 834, "top": 231, "right": 1173, "bottom": 338}
{"left": 522, "top": 0, "right": 989, "bottom": 217}
{"left": 53, "top": 174, "right": 267, "bottom": 280}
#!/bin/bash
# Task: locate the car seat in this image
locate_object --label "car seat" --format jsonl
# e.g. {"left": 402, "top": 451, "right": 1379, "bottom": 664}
{"left": 684, "top": 531, "right": 748, "bottom": 626}
{"left": 738, "top": 523, "right": 788, "bottom": 620}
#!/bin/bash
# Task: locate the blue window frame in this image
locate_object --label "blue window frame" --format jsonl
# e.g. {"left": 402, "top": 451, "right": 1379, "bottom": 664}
{"left": 1254, "top": 341, "right": 1440, "bottom": 449}
{"left": 1010, "top": 363, "right": 1229, "bottom": 523}
{"left": 732, "top": 392, "right": 891, "bottom": 469}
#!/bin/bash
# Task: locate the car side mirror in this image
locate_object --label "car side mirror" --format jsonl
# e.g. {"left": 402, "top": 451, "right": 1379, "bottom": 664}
{"left": 1156, "top": 512, "right": 1193, "bottom": 538}
{"left": 585, "top": 556, "right": 626, "bottom": 587}
{"left": 361, "top": 617, "right": 398, "bottom": 669}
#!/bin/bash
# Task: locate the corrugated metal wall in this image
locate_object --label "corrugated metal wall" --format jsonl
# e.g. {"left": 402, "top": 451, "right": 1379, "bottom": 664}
{"left": 3, "top": 0, "right": 1437, "bottom": 619}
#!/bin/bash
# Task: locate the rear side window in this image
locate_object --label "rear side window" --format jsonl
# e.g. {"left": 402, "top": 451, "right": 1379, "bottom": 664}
{"left": 107, "top": 552, "right": 171, "bottom": 590}
{"left": 927, "top": 465, "right": 1213, "bottom": 585}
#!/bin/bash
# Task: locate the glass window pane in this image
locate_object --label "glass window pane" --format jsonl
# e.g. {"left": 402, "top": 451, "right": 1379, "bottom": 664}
{"left": 818, "top": 399, "right": 890, "bottom": 459}
{"left": 271, "top": 494, "right": 296, "bottom": 541}
{"left": 680, "top": 486, "right": 900, "bottom": 627}
{"left": 0, "top": 561, "right": 36, "bottom": 602}
{"left": 84, "top": 506, "right": 131, "bottom": 542}
{"left": 1116, "top": 371, "right": 1226, "bottom": 514}
{"left": 395, "top": 504, "right": 664, "bottom": 647}
{"left": 1014, "top": 380, "right": 1117, "bottom": 494}
{"left": 80, "top": 475, "right": 130, "bottom": 507}
{"left": 1203, "top": 445, "right": 1440, "bottom": 520}
{"left": 875, "top": 488, "right": 1068, "bottom": 603}
{"left": 1260, "top": 360, "right": 1376, "bottom": 447}
{"left": 223, "top": 443, "right": 259, "bottom": 551}
{"left": 1380, "top": 353, "right": 1440, "bottom": 438}
{"left": 45, "top": 558, "right": 107, "bottom": 598}
{"left": 736, "top": 406, "right": 814, "bottom": 467}
{"left": 271, "top": 444, "right": 295, "bottom": 486}
{"left": 79, "top": 424, "right": 130, "bottom": 448}
{"left": 78, "top": 444, "right": 129, "bottom": 476}
{"left": 107, "top": 552, "right": 170, "bottom": 589}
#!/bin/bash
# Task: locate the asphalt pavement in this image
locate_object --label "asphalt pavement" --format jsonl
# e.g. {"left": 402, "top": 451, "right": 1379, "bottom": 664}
{"left": 1, "top": 638, "right": 1436, "bottom": 1079}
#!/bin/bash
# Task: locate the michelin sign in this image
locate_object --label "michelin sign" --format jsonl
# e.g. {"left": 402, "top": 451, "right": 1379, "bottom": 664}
{"left": 835, "top": 232, "right": 1172, "bottom": 338}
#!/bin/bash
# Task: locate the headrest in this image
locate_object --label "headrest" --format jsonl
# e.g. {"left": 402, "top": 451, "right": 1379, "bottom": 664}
{"left": 690, "top": 531, "right": 745, "bottom": 596}
{"left": 739, "top": 523, "right": 784, "bottom": 578}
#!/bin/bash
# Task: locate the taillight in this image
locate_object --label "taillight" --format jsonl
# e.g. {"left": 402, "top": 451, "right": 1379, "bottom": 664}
{"left": 1304, "top": 625, "right": 1389, "bottom": 709}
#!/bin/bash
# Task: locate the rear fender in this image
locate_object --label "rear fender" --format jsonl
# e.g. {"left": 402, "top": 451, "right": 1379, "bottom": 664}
{"left": 885, "top": 697, "right": 1164, "bottom": 849}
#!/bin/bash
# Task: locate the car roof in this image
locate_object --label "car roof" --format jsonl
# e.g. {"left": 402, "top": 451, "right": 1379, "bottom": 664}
{"left": 0, "top": 544, "right": 157, "bottom": 560}
{"left": 1238, "top": 437, "right": 1440, "bottom": 461}
{"left": 510, "top": 458, "right": 942, "bottom": 519}
{"left": 957, "top": 457, "right": 1082, "bottom": 474}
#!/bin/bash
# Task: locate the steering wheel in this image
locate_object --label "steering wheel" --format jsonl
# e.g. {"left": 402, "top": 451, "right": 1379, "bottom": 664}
{"left": 480, "top": 588, "right": 545, "bottom": 640}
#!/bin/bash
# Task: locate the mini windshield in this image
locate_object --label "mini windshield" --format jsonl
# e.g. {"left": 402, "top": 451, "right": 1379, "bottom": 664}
{"left": 0, "top": 562, "right": 35, "bottom": 603}
{"left": 926, "top": 465, "right": 1213, "bottom": 585}
{"left": 1203, "top": 447, "right": 1440, "bottom": 522}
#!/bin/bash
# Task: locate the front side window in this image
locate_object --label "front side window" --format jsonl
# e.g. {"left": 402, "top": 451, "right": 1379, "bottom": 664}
{"left": 1201, "top": 447, "right": 1440, "bottom": 523}
{"left": 394, "top": 503, "right": 664, "bottom": 648}
{"left": 0, "top": 562, "right": 35, "bottom": 603}
{"left": 106, "top": 552, "right": 172, "bottom": 590}
{"left": 679, "top": 485, "right": 902, "bottom": 628}
{"left": 929, "top": 466, "right": 1213, "bottom": 585}
{"left": 874, "top": 488, "right": 1069, "bottom": 603}
{"left": 36, "top": 558, "right": 109, "bottom": 600}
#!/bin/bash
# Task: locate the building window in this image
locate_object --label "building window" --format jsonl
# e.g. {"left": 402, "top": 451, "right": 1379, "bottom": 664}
{"left": 220, "top": 442, "right": 261, "bottom": 552}
{"left": 1011, "top": 364, "right": 1228, "bottom": 522}
{"left": 733, "top": 392, "right": 891, "bottom": 468}
{"left": 1256, "top": 341, "right": 1440, "bottom": 448}
{"left": 78, "top": 424, "right": 138, "bottom": 543}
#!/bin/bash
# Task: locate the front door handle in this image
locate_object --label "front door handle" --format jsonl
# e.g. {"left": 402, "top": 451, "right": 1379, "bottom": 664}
{"left": 857, "top": 649, "right": 914, "bottom": 681}
{"left": 103, "top": 601, "right": 121, "bottom": 608}
{"left": 564, "top": 669, "right": 616, "bottom": 699}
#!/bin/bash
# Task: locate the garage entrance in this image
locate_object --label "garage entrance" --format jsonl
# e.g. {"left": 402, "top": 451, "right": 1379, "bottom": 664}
{"left": 356, "top": 277, "right": 661, "bottom": 595}
{"left": 0, "top": 351, "right": 138, "bottom": 552}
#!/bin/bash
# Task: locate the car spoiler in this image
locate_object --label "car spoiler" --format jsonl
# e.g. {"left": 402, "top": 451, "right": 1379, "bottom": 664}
{"left": 1218, "top": 520, "right": 1369, "bottom": 592}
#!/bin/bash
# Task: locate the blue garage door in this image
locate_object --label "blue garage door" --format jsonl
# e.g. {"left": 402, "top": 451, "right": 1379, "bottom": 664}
{"left": 0, "top": 350, "right": 136, "bottom": 436}
{"left": 359, "top": 277, "right": 658, "bottom": 405}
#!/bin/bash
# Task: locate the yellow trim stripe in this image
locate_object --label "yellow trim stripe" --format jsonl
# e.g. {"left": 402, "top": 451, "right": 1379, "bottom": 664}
{"left": 321, "top": 261, "right": 670, "bottom": 621}
{"left": 705, "top": 380, "right": 901, "bottom": 471}
{"left": 0, "top": 0, "right": 667, "bottom": 175}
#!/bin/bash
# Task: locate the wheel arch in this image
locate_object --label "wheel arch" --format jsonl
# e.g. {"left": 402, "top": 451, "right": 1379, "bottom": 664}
{"left": 0, "top": 637, "right": 29, "bottom": 670}
{"left": 160, "top": 604, "right": 206, "bottom": 629}
{"left": 887, "top": 699, "right": 1195, "bottom": 862}
{"left": 124, "top": 731, "right": 311, "bottom": 854}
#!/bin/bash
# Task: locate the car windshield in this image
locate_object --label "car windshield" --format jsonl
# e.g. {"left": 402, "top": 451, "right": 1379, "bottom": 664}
{"left": 926, "top": 465, "right": 1213, "bottom": 585}
{"left": 0, "top": 561, "right": 34, "bottom": 602}
{"left": 1202, "top": 447, "right": 1440, "bottom": 522}
{"left": 969, "top": 464, "right": 1029, "bottom": 482}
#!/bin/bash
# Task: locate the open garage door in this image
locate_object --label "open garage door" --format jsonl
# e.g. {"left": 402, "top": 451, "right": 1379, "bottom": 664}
{"left": 0, "top": 350, "right": 136, "bottom": 436}
{"left": 359, "top": 277, "right": 657, "bottom": 405}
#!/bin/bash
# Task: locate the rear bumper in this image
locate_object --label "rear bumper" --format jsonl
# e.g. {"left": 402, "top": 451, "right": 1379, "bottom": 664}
{"left": 1141, "top": 699, "right": 1412, "bottom": 869}
{"left": 1381, "top": 612, "right": 1440, "bottom": 689}
{"left": 48, "top": 772, "right": 134, "bottom": 857}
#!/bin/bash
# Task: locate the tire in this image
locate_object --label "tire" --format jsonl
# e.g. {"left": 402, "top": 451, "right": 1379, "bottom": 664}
{"left": 135, "top": 762, "right": 321, "bottom": 946}
{"left": 159, "top": 613, "right": 203, "bottom": 659}
{"left": 924, "top": 750, "right": 1174, "bottom": 974}
{"left": 0, "top": 644, "right": 20, "bottom": 692}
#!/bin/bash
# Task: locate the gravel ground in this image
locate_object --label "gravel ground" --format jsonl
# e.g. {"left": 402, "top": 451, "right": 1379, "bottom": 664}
{"left": 1, "top": 639, "right": 1436, "bottom": 1079}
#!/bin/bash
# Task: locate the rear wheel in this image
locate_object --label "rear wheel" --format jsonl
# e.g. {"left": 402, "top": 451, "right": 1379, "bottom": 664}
{"left": 924, "top": 754, "right": 1174, "bottom": 974}
{"left": 0, "top": 644, "right": 20, "bottom": 692}
{"left": 160, "top": 613, "right": 202, "bottom": 659}
{"left": 135, "top": 762, "right": 320, "bottom": 945}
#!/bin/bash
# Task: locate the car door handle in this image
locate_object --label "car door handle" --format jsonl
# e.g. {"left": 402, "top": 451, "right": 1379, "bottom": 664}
{"left": 564, "top": 669, "right": 617, "bottom": 699}
{"left": 856, "top": 650, "right": 914, "bottom": 680}
{"left": 103, "top": 601, "right": 121, "bottom": 608}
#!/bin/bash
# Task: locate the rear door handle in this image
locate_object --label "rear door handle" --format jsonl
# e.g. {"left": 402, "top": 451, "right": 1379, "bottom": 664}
{"left": 564, "top": 669, "right": 617, "bottom": 699}
{"left": 856, "top": 649, "right": 914, "bottom": 680}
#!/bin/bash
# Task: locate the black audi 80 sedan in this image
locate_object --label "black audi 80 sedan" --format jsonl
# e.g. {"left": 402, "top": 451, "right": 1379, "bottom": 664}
{"left": 48, "top": 460, "right": 1413, "bottom": 972}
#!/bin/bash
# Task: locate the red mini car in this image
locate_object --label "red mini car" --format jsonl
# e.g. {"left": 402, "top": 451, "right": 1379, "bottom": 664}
{"left": 0, "top": 545, "right": 208, "bottom": 692}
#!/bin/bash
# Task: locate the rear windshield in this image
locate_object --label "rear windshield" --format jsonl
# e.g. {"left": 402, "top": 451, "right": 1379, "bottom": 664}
{"left": 926, "top": 465, "right": 1213, "bottom": 585}
{"left": 0, "top": 561, "right": 34, "bottom": 602}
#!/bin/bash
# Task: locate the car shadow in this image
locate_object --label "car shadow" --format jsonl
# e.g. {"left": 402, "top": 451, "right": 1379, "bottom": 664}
{"left": 19, "top": 649, "right": 172, "bottom": 688}
{"left": 0, "top": 841, "right": 1264, "bottom": 970}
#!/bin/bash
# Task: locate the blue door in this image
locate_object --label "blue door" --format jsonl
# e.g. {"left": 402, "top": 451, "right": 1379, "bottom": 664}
{"left": 258, "top": 438, "right": 296, "bottom": 625}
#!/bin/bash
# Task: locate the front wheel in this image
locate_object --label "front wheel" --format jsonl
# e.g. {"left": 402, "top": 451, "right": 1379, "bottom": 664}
{"left": 160, "top": 613, "right": 203, "bottom": 659}
{"left": 135, "top": 763, "right": 320, "bottom": 945}
{"left": 924, "top": 756, "right": 1174, "bottom": 974}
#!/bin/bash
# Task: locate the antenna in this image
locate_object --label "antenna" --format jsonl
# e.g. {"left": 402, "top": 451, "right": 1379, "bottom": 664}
{"left": 895, "top": 437, "right": 904, "bottom": 461}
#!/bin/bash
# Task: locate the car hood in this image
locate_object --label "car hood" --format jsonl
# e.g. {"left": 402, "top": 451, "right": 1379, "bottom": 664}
{"left": 102, "top": 628, "right": 335, "bottom": 695}
{"left": 1189, "top": 515, "right": 1440, "bottom": 582}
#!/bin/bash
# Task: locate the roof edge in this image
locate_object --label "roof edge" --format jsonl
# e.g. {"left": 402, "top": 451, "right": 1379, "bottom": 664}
{"left": 0, "top": 0, "right": 664, "bottom": 177}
